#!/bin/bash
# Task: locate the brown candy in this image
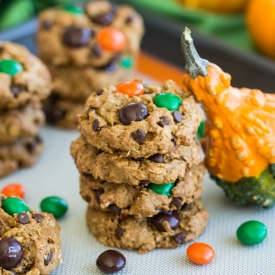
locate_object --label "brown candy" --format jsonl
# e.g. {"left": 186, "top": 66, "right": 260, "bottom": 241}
{"left": 62, "top": 26, "right": 92, "bottom": 48}
{"left": 119, "top": 103, "right": 148, "bottom": 125}
{"left": 151, "top": 211, "right": 179, "bottom": 232}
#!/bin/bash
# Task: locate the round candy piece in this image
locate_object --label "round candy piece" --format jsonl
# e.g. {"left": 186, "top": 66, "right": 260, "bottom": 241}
{"left": 197, "top": 120, "right": 205, "bottom": 138}
{"left": 0, "top": 237, "right": 24, "bottom": 269}
{"left": 116, "top": 81, "right": 144, "bottom": 97}
{"left": 1, "top": 183, "right": 25, "bottom": 199}
{"left": 236, "top": 220, "right": 267, "bottom": 245}
{"left": 120, "top": 56, "right": 133, "bottom": 69}
{"left": 2, "top": 197, "right": 30, "bottom": 216}
{"left": 40, "top": 196, "right": 68, "bottom": 218}
{"left": 187, "top": 242, "right": 215, "bottom": 265}
{"left": 97, "top": 27, "right": 126, "bottom": 52}
{"left": 153, "top": 92, "right": 182, "bottom": 111}
{"left": 96, "top": 250, "right": 126, "bottom": 274}
{"left": 62, "top": 5, "right": 84, "bottom": 14}
{"left": 151, "top": 211, "right": 179, "bottom": 232}
{"left": 147, "top": 182, "right": 174, "bottom": 196}
{"left": 119, "top": 102, "right": 148, "bottom": 125}
{"left": 0, "top": 59, "right": 23, "bottom": 76}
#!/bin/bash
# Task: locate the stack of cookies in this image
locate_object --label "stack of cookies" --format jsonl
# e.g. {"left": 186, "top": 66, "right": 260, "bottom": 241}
{"left": 37, "top": 0, "right": 144, "bottom": 129}
{"left": 71, "top": 79, "right": 209, "bottom": 254}
{"left": 0, "top": 42, "right": 51, "bottom": 178}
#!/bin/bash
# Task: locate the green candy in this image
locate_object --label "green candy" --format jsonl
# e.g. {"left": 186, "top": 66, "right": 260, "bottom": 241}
{"left": 120, "top": 57, "right": 133, "bottom": 69}
{"left": 147, "top": 182, "right": 175, "bottom": 196}
{"left": 153, "top": 92, "right": 182, "bottom": 111}
{"left": 0, "top": 59, "right": 23, "bottom": 76}
{"left": 62, "top": 5, "right": 84, "bottom": 15}
{"left": 2, "top": 197, "right": 30, "bottom": 216}
{"left": 236, "top": 220, "right": 267, "bottom": 245}
{"left": 40, "top": 196, "right": 68, "bottom": 218}
{"left": 197, "top": 120, "right": 205, "bottom": 138}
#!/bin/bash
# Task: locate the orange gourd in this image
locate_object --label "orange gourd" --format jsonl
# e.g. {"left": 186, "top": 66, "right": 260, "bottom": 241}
{"left": 246, "top": 0, "right": 275, "bottom": 59}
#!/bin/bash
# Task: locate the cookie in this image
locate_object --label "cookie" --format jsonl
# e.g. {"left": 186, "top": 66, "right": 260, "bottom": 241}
{"left": 0, "top": 196, "right": 62, "bottom": 274}
{"left": 44, "top": 96, "right": 84, "bottom": 129}
{"left": 0, "top": 42, "right": 51, "bottom": 110}
{"left": 86, "top": 199, "right": 209, "bottom": 254}
{"left": 48, "top": 59, "right": 135, "bottom": 101}
{"left": 71, "top": 136, "right": 202, "bottom": 185}
{"left": 80, "top": 163, "right": 205, "bottom": 218}
{"left": 37, "top": 0, "right": 144, "bottom": 67}
{"left": 78, "top": 79, "right": 202, "bottom": 158}
{"left": 0, "top": 136, "right": 44, "bottom": 178}
{"left": 0, "top": 99, "right": 45, "bottom": 144}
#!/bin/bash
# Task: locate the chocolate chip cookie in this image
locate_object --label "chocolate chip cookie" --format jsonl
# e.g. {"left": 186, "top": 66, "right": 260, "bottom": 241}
{"left": 0, "top": 195, "right": 62, "bottom": 274}
{"left": 0, "top": 136, "right": 44, "bottom": 178}
{"left": 0, "top": 99, "right": 45, "bottom": 144}
{"left": 80, "top": 163, "right": 205, "bottom": 218}
{"left": 86, "top": 199, "right": 209, "bottom": 254}
{"left": 37, "top": 0, "right": 144, "bottom": 67}
{"left": 0, "top": 42, "right": 51, "bottom": 110}
{"left": 78, "top": 79, "right": 202, "bottom": 158}
{"left": 71, "top": 136, "right": 202, "bottom": 185}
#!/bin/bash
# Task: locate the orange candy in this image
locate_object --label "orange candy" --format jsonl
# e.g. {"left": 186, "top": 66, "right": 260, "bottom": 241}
{"left": 97, "top": 27, "right": 126, "bottom": 52}
{"left": 116, "top": 81, "right": 144, "bottom": 96}
{"left": 1, "top": 183, "right": 25, "bottom": 199}
{"left": 186, "top": 242, "right": 215, "bottom": 265}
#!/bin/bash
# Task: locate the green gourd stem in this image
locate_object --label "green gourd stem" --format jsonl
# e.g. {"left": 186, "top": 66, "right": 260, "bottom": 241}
{"left": 181, "top": 27, "right": 210, "bottom": 79}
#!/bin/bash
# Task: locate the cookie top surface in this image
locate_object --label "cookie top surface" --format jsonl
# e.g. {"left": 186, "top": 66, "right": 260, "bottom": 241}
{"left": 37, "top": 0, "right": 144, "bottom": 66}
{"left": 0, "top": 42, "right": 51, "bottom": 110}
{"left": 78, "top": 79, "right": 202, "bottom": 158}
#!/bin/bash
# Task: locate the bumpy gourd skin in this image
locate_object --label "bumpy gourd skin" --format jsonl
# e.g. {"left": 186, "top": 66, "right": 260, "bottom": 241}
{"left": 181, "top": 28, "right": 275, "bottom": 207}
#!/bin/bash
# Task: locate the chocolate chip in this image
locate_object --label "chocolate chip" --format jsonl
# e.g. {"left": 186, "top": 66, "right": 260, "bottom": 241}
{"left": 0, "top": 238, "right": 23, "bottom": 269}
{"left": 132, "top": 129, "right": 146, "bottom": 144}
{"left": 44, "top": 251, "right": 53, "bottom": 266}
{"left": 26, "top": 142, "right": 36, "bottom": 153}
{"left": 0, "top": 46, "right": 4, "bottom": 53}
{"left": 115, "top": 227, "right": 125, "bottom": 239}
{"left": 171, "top": 135, "right": 177, "bottom": 145}
{"left": 96, "top": 250, "right": 126, "bottom": 274}
{"left": 91, "top": 11, "right": 116, "bottom": 25}
{"left": 32, "top": 213, "right": 44, "bottom": 223}
{"left": 41, "top": 20, "right": 52, "bottom": 30}
{"left": 174, "top": 232, "right": 186, "bottom": 244}
{"left": 81, "top": 172, "right": 91, "bottom": 177}
{"left": 131, "top": 157, "right": 143, "bottom": 161}
{"left": 95, "top": 60, "right": 117, "bottom": 72}
{"left": 148, "top": 154, "right": 164, "bottom": 163}
{"left": 119, "top": 103, "right": 148, "bottom": 125}
{"left": 171, "top": 198, "right": 183, "bottom": 209}
{"left": 62, "top": 26, "right": 92, "bottom": 48}
{"left": 35, "top": 135, "right": 43, "bottom": 143}
{"left": 125, "top": 16, "right": 133, "bottom": 24}
{"left": 84, "top": 195, "right": 91, "bottom": 203}
{"left": 181, "top": 203, "right": 190, "bottom": 211}
{"left": 17, "top": 213, "right": 29, "bottom": 224}
{"left": 108, "top": 204, "right": 120, "bottom": 215}
{"left": 91, "top": 43, "right": 102, "bottom": 58}
{"left": 139, "top": 180, "right": 151, "bottom": 187}
{"left": 95, "top": 189, "right": 104, "bottom": 203}
{"left": 95, "top": 89, "right": 104, "bottom": 95}
{"left": 92, "top": 119, "right": 100, "bottom": 131}
{"left": 44, "top": 105, "right": 66, "bottom": 124}
{"left": 151, "top": 211, "right": 179, "bottom": 232}
{"left": 10, "top": 85, "right": 26, "bottom": 98}
{"left": 158, "top": 116, "right": 170, "bottom": 127}
{"left": 172, "top": 111, "right": 182, "bottom": 123}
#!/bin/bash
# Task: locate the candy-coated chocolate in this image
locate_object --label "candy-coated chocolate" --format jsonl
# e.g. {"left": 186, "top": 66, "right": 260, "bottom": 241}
{"left": 0, "top": 237, "right": 23, "bottom": 269}
{"left": 96, "top": 250, "right": 126, "bottom": 274}
{"left": 147, "top": 182, "right": 174, "bottom": 196}
{"left": 119, "top": 102, "right": 148, "bottom": 125}
{"left": 120, "top": 56, "right": 133, "bottom": 69}
{"left": 62, "top": 27, "right": 92, "bottom": 48}
{"left": 116, "top": 81, "right": 144, "bottom": 97}
{"left": 2, "top": 197, "right": 30, "bottom": 216}
{"left": 187, "top": 242, "right": 215, "bottom": 265}
{"left": 1, "top": 183, "right": 25, "bottom": 199}
{"left": 151, "top": 211, "right": 179, "bottom": 232}
{"left": 62, "top": 5, "right": 84, "bottom": 14}
{"left": 153, "top": 93, "right": 182, "bottom": 111}
{"left": 97, "top": 27, "right": 126, "bottom": 52}
{"left": 236, "top": 220, "right": 267, "bottom": 245}
{"left": 40, "top": 196, "right": 68, "bottom": 218}
{"left": 197, "top": 120, "right": 205, "bottom": 138}
{"left": 0, "top": 59, "right": 23, "bottom": 76}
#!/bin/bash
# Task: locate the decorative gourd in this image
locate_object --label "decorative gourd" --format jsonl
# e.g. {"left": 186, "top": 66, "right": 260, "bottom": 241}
{"left": 177, "top": 0, "right": 248, "bottom": 14}
{"left": 246, "top": 0, "right": 275, "bottom": 59}
{"left": 181, "top": 27, "right": 275, "bottom": 207}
